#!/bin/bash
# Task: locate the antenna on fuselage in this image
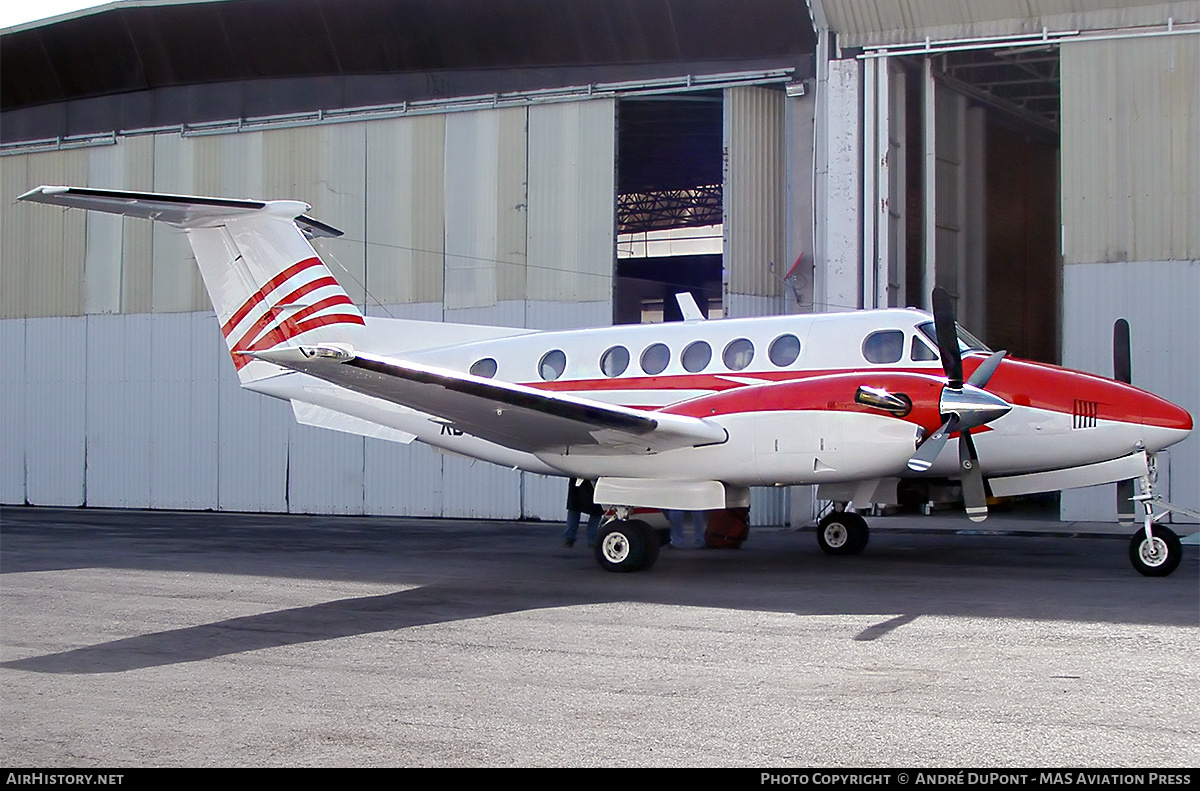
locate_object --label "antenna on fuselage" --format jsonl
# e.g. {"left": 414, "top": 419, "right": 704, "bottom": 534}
{"left": 675, "top": 292, "right": 706, "bottom": 322}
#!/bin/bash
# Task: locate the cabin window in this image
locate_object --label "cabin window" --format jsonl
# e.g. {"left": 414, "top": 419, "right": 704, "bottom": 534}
{"left": 470, "top": 358, "right": 498, "bottom": 378}
{"left": 539, "top": 349, "right": 567, "bottom": 381}
{"left": 863, "top": 330, "right": 904, "bottom": 364}
{"left": 768, "top": 334, "right": 801, "bottom": 367}
{"left": 600, "top": 346, "right": 629, "bottom": 377}
{"left": 911, "top": 336, "right": 938, "bottom": 362}
{"left": 681, "top": 340, "right": 712, "bottom": 373}
{"left": 640, "top": 343, "right": 671, "bottom": 375}
{"left": 723, "top": 338, "right": 754, "bottom": 370}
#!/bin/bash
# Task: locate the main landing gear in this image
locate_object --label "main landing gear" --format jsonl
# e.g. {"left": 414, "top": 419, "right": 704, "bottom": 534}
{"left": 594, "top": 518, "right": 662, "bottom": 572}
{"left": 815, "top": 509, "right": 870, "bottom": 556}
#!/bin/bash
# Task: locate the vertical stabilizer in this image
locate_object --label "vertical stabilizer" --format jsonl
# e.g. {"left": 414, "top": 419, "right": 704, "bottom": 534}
{"left": 18, "top": 186, "right": 365, "bottom": 383}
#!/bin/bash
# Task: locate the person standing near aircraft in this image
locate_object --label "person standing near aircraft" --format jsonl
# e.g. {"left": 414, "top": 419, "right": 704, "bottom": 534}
{"left": 563, "top": 478, "right": 603, "bottom": 548}
{"left": 666, "top": 510, "right": 708, "bottom": 549}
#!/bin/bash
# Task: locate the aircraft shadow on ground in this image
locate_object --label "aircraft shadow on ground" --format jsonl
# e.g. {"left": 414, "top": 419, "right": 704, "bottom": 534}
{"left": 1, "top": 509, "right": 1195, "bottom": 674}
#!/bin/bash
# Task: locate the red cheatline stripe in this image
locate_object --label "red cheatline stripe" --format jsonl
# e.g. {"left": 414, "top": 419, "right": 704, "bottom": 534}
{"left": 228, "top": 275, "right": 342, "bottom": 355}
{"left": 232, "top": 304, "right": 365, "bottom": 370}
{"left": 221, "top": 257, "right": 325, "bottom": 338}
{"left": 235, "top": 294, "right": 358, "bottom": 354}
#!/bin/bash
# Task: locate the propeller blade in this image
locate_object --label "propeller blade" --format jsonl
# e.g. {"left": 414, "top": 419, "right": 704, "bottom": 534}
{"left": 1113, "top": 318, "right": 1134, "bottom": 523}
{"left": 959, "top": 429, "right": 988, "bottom": 522}
{"left": 966, "top": 350, "right": 1007, "bottom": 389}
{"left": 1113, "top": 318, "right": 1131, "bottom": 384}
{"left": 907, "top": 414, "right": 960, "bottom": 472}
{"left": 932, "top": 287, "right": 963, "bottom": 388}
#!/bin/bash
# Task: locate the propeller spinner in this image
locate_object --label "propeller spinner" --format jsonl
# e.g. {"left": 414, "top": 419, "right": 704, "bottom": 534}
{"left": 906, "top": 288, "right": 1011, "bottom": 521}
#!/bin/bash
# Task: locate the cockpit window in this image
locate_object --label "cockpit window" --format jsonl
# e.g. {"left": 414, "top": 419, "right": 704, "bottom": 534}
{"left": 910, "top": 336, "right": 938, "bottom": 362}
{"left": 916, "top": 321, "right": 992, "bottom": 354}
{"left": 863, "top": 330, "right": 904, "bottom": 364}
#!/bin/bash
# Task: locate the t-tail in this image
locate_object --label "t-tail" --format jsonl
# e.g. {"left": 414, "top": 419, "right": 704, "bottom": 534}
{"left": 17, "top": 186, "right": 365, "bottom": 383}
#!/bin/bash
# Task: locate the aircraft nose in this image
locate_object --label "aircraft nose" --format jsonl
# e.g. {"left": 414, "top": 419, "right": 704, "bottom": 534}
{"left": 1123, "top": 385, "right": 1193, "bottom": 433}
{"left": 1114, "top": 383, "right": 1193, "bottom": 454}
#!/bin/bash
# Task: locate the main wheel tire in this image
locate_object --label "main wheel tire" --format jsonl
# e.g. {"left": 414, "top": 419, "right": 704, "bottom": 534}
{"left": 1128, "top": 525, "right": 1182, "bottom": 577}
{"left": 816, "top": 511, "right": 869, "bottom": 556}
{"left": 595, "top": 520, "right": 658, "bottom": 572}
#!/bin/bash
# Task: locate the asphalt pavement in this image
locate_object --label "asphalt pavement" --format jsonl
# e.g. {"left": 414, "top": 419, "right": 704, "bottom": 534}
{"left": 1, "top": 505, "right": 1196, "bottom": 767}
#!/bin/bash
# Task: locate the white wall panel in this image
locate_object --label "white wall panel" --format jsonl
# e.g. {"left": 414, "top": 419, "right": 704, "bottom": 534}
{"left": 364, "top": 440, "right": 444, "bottom": 517}
{"left": 149, "top": 312, "right": 221, "bottom": 510}
{"left": 522, "top": 473, "right": 566, "bottom": 522}
{"left": 23, "top": 316, "right": 86, "bottom": 505}
{"left": 365, "top": 116, "right": 446, "bottom": 305}
{"left": 286, "top": 424, "right": 365, "bottom": 515}
{"left": 84, "top": 313, "right": 152, "bottom": 508}
{"left": 216, "top": 340, "right": 291, "bottom": 512}
{"left": 314, "top": 123, "right": 368, "bottom": 307}
{"left": 527, "top": 100, "right": 615, "bottom": 304}
{"left": 1061, "top": 259, "right": 1199, "bottom": 523}
{"left": 2, "top": 149, "right": 88, "bottom": 319}
{"left": 815, "top": 58, "right": 863, "bottom": 313}
{"left": 441, "top": 454, "right": 522, "bottom": 519}
{"left": 724, "top": 86, "right": 786, "bottom": 309}
{"left": 150, "top": 133, "right": 208, "bottom": 313}
{"left": 84, "top": 145, "right": 128, "bottom": 316}
{"left": 444, "top": 110, "right": 502, "bottom": 310}
{"left": 0, "top": 320, "right": 27, "bottom": 503}
{"left": 1061, "top": 35, "right": 1200, "bottom": 265}
{"left": 522, "top": 300, "right": 610, "bottom": 332}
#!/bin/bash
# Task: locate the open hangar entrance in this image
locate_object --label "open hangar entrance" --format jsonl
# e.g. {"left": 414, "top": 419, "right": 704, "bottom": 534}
{"left": 855, "top": 41, "right": 1064, "bottom": 517}
{"left": 614, "top": 81, "right": 792, "bottom": 327}
{"left": 615, "top": 93, "right": 725, "bottom": 324}
{"left": 860, "top": 42, "right": 1062, "bottom": 364}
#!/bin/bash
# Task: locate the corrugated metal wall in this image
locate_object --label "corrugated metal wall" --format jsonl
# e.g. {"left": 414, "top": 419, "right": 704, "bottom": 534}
{"left": 1058, "top": 33, "right": 1199, "bottom": 522}
{"left": 1060, "top": 260, "right": 1199, "bottom": 522}
{"left": 1, "top": 99, "right": 616, "bottom": 520}
{"left": 723, "top": 85, "right": 786, "bottom": 318}
{"left": 1060, "top": 35, "right": 1200, "bottom": 265}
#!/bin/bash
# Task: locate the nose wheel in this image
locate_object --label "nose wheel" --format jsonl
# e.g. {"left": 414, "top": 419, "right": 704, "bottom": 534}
{"left": 1128, "top": 524, "right": 1182, "bottom": 577}
{"left": 816, "top": 511, "right": 869, "bottom": 555}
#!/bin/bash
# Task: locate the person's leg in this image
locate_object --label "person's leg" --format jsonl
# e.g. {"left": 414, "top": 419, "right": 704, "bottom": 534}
{"left": 563, "top": 509, "right": 582, "bottom": 546}
{"left": 585, "top": 513, "right": 601, "bottom": 546}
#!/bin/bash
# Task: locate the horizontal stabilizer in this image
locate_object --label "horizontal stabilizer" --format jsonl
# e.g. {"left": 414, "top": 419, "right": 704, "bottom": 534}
{"left": 251, "top": 345, "right": 728, "bottom": 456}
{"left": 17, "top": 185, "right": 341, "bottom": 236}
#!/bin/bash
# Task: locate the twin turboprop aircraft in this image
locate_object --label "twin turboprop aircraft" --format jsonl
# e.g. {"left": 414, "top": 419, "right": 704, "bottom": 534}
{"left": 18, "top": 186, "right": 1195, "bottom": 576}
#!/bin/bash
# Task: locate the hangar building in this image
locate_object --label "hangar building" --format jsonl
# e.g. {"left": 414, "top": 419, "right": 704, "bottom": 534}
{"left": 2, "top": 0, "right": 1196, "bottom": 524}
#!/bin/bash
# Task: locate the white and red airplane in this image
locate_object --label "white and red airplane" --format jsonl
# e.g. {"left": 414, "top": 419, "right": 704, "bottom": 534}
{"left": 18, "top": 186, "right": 1196, "bottom": 576}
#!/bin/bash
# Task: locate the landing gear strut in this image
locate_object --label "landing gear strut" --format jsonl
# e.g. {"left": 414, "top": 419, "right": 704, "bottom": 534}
{"left": 816, "top": 509, "right": 869, "bottom": 555}
{"left": 1127, "top": 455, "right": 1190, "bottom": 577}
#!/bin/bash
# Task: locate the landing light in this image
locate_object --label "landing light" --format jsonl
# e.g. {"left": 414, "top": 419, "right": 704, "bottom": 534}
{"left": 855, "top": 386, "right": 912, "bottom": 417}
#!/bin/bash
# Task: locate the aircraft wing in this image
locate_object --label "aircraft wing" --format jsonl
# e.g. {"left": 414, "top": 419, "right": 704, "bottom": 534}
{"left": 250, "top": 346, "right": 728, "bottom": 456}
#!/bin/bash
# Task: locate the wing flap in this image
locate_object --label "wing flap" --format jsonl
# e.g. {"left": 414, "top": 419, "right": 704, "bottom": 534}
{"left": 252, "top": 346, "right": 727, "bottom": 455}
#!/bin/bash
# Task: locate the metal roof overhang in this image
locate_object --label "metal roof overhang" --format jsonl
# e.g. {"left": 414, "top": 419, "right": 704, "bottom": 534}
{"left": 1, "top": 0, "right": 815, "bottom": 113}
